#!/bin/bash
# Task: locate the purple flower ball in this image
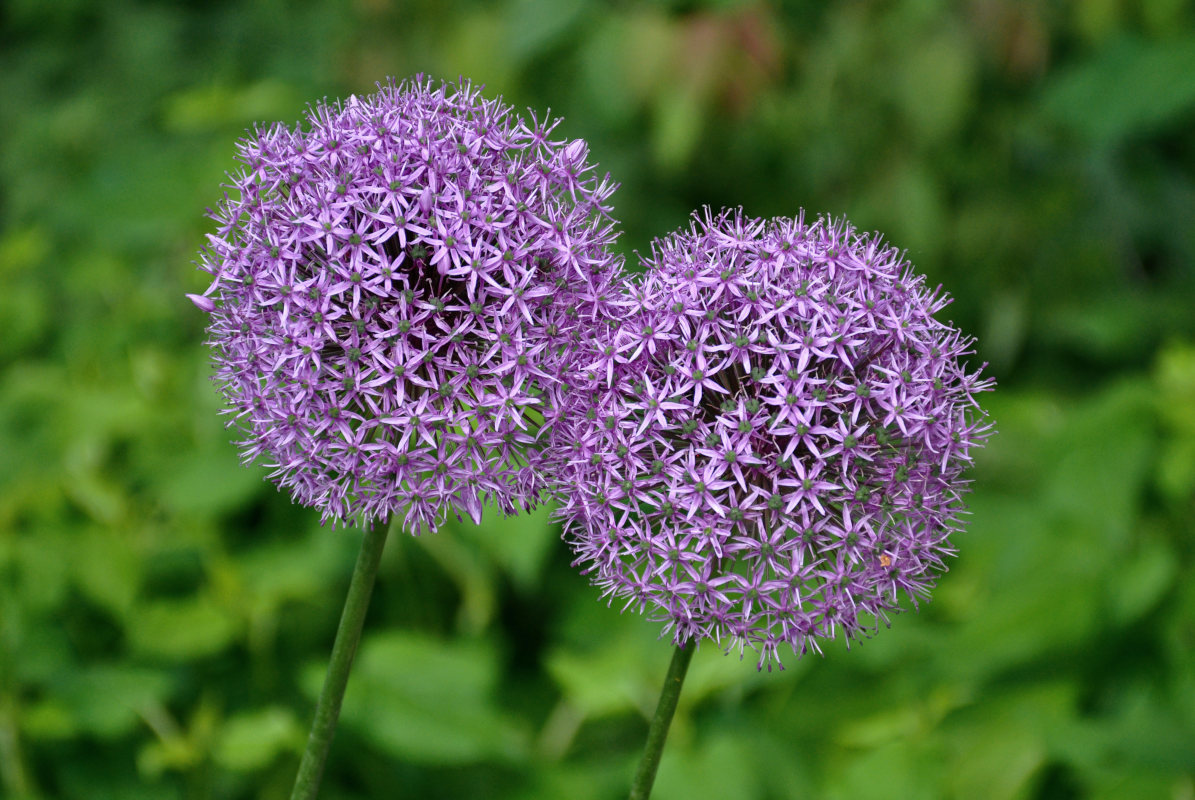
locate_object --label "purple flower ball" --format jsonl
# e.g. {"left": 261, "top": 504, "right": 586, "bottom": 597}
{"left": 191, "top": 77, "right": 623, "bottom": 532}
{"left": 551, "top": 208, "right": 994, "bottom": 668}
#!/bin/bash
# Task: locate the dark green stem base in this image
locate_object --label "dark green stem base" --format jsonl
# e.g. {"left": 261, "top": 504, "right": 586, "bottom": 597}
{"left": 290, "top": 517, "right": 394, "bottom": 800}
{"left": 629, "top": 642, "right": 695, "bottom": 800}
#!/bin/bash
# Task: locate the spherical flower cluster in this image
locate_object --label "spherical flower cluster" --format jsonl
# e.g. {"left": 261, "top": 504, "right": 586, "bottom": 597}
{"left": 551, "top": 209, "right": 993, "bottom": 668}
{"left": 190, "top": 77, "right": 622, "bottom": 531}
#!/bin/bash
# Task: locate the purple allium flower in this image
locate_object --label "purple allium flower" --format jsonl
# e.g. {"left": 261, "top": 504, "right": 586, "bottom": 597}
{"left": 551, "top": 209, "right": 993, "bottom": 669}
{"left": 191, "top": 77, "right": 622, "bottom": 532}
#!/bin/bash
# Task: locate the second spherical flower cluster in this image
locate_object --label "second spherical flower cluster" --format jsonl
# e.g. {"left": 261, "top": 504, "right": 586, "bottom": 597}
{"left": 549, "top": 209, "right": 993, "bottom": 667}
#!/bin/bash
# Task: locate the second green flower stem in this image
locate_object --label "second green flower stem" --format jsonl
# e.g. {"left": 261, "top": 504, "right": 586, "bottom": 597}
{"left": 290, "top": 516, "right": 395, "bottom": 800}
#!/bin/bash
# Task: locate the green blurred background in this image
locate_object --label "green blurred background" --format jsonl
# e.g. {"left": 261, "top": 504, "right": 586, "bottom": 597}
{"left": 2, "top": 0, "right": 1194, "bottom": 798}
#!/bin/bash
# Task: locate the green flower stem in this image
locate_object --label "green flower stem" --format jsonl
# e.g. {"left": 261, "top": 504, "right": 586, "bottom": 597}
{"left": 629, "top": 642, "right": 695, "bottom": 800}
{"left": 290, "top": 516, "right": 395, "bottom": 800}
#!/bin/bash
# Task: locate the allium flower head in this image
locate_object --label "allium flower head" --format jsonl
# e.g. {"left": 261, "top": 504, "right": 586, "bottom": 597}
{"left": 191, "top": 77, "right": 622, "bottom": 532}
{"left": 552, "top": 209, "right": 993, "bottom": 668}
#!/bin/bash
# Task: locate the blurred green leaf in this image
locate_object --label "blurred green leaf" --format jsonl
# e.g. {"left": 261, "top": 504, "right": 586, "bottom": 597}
{"left": 1108, "top": 527, "right": 1177, "bottom": 626}
{"left": 63, "top": 439, "right": 130, "bottom": 525}
{"left": 127, "top": 595, "right": 239, "bottom": 660}
{"left": 546, "top": 601, "right": 777, "bottom": 732}
{"left": 136, "top": 696, "right": 220, "bottom": 778}
{"left": 413, "top": 528, "right": 497, "bottom": 633}
{"left": 929, "top": 381, "right": 1155, "bottom": 682}
{"left": 11, "top": 529, "right": 72, "bottom": 612}
{"left": 835, "top": 684, "right": 967, "bottom": 749}
{"left": 155, "top": 442, "right": 264, "bottom": 516}
{"left": 1153, "top": 340, "right": 1195, "bottom": 500}
{"left": 71, "top": 525, "right": 139, "bottom": 617}
{"left": 825, "top": 738, "right": 938, "bottom": 800}
{"left": 314, "top": 630, "right": 528, "bottom": 764}
{"left": 1051, "top": 681, "right": 1195, "bottom": 786}
{"left": 651, "top": 89, "right": 702, "bottom": 173}
{"left": 1155, "top": 341, "right": 1195, "bottom": 431}
{"left": 0, "top": 226, "right": 50, "bottom": 278}
{"left": 52, "top": 665, "right": 173, "bottom": 739}
{"left": 1088, "top": 771, "right": 1188, "bottom": 800}
{"left": 504, "top": 0, "right": 590, "bottom": 63}
{"left": 652, "top": 730, "right": 764, "bottom": 800}
{"left": 21, "top": 697, "right": 77, "bottom": 741}
{"left": 161, "top": 80, "right": 304, "bottom": 133}
{"left": 1042, "top": 35, "right": 1195, "bottom": 145}
{"left": 58, "top": 759, "right": 183, "bottom": 800}
{"left": 239, "top": 530, "right": 353, "bottom": 613}
{"left": 523, "top": 760, "right": 627, "bottom": 800}
{"left": 681, "top": 643, "right": 778, "bottom": 706}
{"left": 213, "top": 706, "right": 303, "bottom": 772}
{"left": 0, "top": 226, "right": 51, "bottom": 360}
{"left": 936, "top": 495, "right": 1100, "bottom": 681}
{"left": 942, "top": 682, "right": 1076, "bottom": 800}
{"left": 894, "top": 30, "right": 976, "bottom": 142}
{"left": 456, "top": 501, "right": 557, "bottom": 593}
{"left": 1039, "top": 381, "right": 1152, "bottom": 544}
{"left": 545, "top": 644, "right": 644, "bottom": 719}
{"left": 443, "top": 11, "right": 516, "bottom": 92}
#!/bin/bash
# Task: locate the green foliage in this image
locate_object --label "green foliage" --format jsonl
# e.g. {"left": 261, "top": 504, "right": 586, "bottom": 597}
{"left": 319, "top": 631, "right": 528, "bottom": 764}
{"left": 1, "top": 1, "right": 1193, "bottom": 798}
{"left": 1042, "top": 36, "right": 1195, "bottom": 146}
